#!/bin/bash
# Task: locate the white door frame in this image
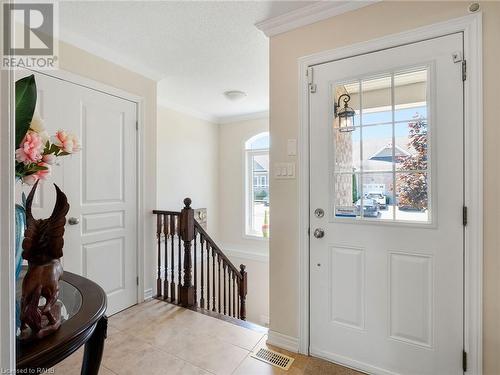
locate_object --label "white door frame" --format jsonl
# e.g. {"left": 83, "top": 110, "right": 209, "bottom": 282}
{"left": 297, "top": 14, "right": 483, "bottom": 374}
{"left": 1, "top": 62, "right": 17, "bottom": 372}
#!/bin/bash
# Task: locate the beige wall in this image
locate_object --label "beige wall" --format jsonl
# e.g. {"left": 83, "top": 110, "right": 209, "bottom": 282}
{"left": 58, "top": 41, "right": 158, "bottom": 297}
{"left": 218, "top": 117, "right": 270, "bottom": 325}
{"left": 157, "top": 106, "right": 219, "bottom": 237}
{"left": 269, "top": 2, "right": 500, "bottom": 373}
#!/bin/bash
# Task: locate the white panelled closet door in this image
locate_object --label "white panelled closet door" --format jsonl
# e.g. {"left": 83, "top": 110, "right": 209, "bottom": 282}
{"left": 17, "top": 71, "right": 138, "bottom": 315}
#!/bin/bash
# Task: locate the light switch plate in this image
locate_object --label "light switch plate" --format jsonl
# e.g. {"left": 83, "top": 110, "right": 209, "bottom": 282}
{"left": 274, "top": 162, "right": 295, "bottom": 179}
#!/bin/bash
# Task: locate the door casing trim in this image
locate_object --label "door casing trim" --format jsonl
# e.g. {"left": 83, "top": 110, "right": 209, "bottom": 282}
{"left": 297, "top": 13, "right": 482, "bottom": 374}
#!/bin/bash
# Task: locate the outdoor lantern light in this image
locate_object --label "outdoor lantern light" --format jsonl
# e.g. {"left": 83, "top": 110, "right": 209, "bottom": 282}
{"left": 335, "top": 93, "right": 355, "bottom": 132}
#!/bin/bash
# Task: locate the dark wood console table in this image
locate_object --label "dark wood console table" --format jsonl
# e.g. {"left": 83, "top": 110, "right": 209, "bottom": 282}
{"left": 16, "top": 269, "right": 107, "bottom": 374}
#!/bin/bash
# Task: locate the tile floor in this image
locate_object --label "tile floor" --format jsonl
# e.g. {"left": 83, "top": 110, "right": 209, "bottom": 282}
{"left": 51, "top": 300, "right": 363, "bottom": 375}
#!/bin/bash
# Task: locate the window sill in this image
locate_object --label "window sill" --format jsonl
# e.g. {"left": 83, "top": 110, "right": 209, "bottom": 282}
{"left": 243, "top": 234, "right": 269, "bottom": 242}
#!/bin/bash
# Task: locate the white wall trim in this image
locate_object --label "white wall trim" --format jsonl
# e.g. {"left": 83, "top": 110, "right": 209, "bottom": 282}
{"left": 144, "top": 288, "right": 154, "bottom": 300}
{"left": 297, "top": 14, "right": 483, "bottom": 374}
{"left": 255, "top": 1, "right": 379, "bottom": 37}
{"left": 267, "top": 330, "right": 299, "bottom": 352}
{"left": 221, "top": 245, "right": 269, "bottom": 263}
{"left": 157, "top": 98, "right": 218, "bottom": 124}
{"left": 0, "top": 57, "right": 16, "bottom": 373}
{"left": 158, "top": 99, "right": 269, "bottom": 126}
{"left": 59, "top": 29, "right": 163, "bottom": 81}
{"left": 218, "top": 111, "right": 269, "bottom": 125}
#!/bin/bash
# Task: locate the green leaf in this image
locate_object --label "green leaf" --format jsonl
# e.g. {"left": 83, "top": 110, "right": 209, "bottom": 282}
{"left": 29, "top": 164, "right": 48, "bottom": 172}
{"left": 15, "top": 75, "right": 37, "bottom": 147}
{"left": 50, "top": 144, "right": 60, "bottom": 154}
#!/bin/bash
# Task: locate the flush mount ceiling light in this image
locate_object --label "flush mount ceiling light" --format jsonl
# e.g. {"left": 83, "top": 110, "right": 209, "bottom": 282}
{"left": 223, "top": 90, "right": 247, "bottom": 101}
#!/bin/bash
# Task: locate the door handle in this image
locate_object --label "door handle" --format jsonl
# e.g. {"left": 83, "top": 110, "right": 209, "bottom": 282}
{"left": 313, "top": 228, "right": 325, "bottom": 239}
{"left": 68, "top": 217, "right": 80, "bottom": 225}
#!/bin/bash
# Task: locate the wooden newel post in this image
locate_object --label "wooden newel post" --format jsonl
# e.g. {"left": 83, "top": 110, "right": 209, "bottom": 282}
{"left": 238, "top": 264, "right": 247, "bottom": 321}
{"left": 179, "top": 198, "right": 195, "bottom": 307}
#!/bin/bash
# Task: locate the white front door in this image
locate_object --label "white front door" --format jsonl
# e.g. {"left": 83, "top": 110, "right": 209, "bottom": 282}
{"left": 17, "top": 71, "right": 138, "bottom": 315}
{"left": 309, "top": 34, "right": 464, "bottom": 374}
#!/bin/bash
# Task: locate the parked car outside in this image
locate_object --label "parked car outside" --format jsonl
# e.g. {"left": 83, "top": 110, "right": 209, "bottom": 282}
{"left": 365, "top": 192, "right": 387, "bottom": 209}
{"left": 355, "top": 198, "right": 380, "bottom": 217}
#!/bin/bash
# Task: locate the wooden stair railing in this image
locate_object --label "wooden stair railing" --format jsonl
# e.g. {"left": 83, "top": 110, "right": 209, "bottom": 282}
{"left": 152, "top": 198, "right": 248, "bottom": 320}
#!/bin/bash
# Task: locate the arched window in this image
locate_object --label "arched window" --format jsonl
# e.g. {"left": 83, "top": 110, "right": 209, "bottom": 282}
{"left": 245, "top": 132, "right": 270, "bottom": 238}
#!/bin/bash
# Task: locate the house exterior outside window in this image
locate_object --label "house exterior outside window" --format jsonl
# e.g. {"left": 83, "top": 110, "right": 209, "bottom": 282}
{"left": 245, "top": 132, "right": 270, "bottom": 238}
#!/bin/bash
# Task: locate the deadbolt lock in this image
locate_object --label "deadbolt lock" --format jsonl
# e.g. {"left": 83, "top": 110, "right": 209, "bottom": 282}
{"left": 314, "top": 208, "right": 325, "bottom": 218}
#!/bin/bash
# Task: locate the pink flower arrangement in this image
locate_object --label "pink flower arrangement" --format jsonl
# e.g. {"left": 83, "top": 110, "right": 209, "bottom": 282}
{"left": 15, "top": 113, "right": 80, "bottom": 185}
{"left": 15, "top": 132, "right": 44, "bottom": 164}
{"left": 52, "top": 130, "right": 81, "bottom": 154}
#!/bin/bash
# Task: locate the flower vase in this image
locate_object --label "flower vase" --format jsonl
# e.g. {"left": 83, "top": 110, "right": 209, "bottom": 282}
{"left": 15, "top": 203, "right": 26, "bottom": 280}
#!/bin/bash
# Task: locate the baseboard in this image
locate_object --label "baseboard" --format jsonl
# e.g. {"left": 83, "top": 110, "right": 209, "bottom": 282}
{"left": 143, "top": 288, "right": 153, "bottom": 300}
{"left": 222, "top": 246, "right": 269, "bottom": 263}
{"left": 260, "top": 315, "right": 270, "bottom": 327}
{"left": 267, "top": 330, "right": 299, "bottom": 352}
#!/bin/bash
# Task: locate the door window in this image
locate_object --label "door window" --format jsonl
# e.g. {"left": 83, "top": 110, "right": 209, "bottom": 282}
{"left": 332, "top": 68, "right": 430, "bottom": 222}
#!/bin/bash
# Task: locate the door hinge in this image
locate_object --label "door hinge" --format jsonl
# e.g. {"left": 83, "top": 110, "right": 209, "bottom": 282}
{"left": 136, "top": 121, "right": 139, "bottom": 130}
{"left": 307, "top": 67, "right": 316, "bottom": 93}
{"left": 462, "top": 60, "right": 467, "bottom": 81}
{"left": 462, "top": 350, "right": 467, "bottom": 372}
{"left": 463, "top": 206, "right": 468, "bottom": 226}
{"left": 136, "top": 276, "right": 139, "bottom": 286}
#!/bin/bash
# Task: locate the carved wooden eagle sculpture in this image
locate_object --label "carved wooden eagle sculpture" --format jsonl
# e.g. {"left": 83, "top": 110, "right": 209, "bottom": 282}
{"left": 20, "top": 181, "right": 70, "bottom": 339}
{"left": 22, "top": 181, "right": 70, "bottom": 264}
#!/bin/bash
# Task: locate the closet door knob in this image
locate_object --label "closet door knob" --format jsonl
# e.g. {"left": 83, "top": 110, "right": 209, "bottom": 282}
{"left": 68, "top": 217, "right": 80, "bottom": 225}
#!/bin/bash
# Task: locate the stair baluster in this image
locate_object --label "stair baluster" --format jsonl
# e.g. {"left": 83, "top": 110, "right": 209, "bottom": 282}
{"left": 200, "top": 235, "right": 205, "bottom": 309}
{"left": 206, "top": 243, "right": 210, "bottom": 311}
{"left": 163, "top": 214, "right": 169, "bottom": 300}
{"left": 170, "top": 214, "right": 176, "bottom": 302}
{"left": 223, "top": 263, "right": 227, "bottom": 315}
{"left": 156, "top": 214, "right": 162, "bottom": 298}
{"left": 212, "top": 248, "right": 216, "bottom": 312}
{"left": 193, "top": 227, "right": 197, "bottom": 306}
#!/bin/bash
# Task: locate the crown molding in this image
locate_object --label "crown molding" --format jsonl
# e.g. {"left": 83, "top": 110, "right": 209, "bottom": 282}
{"left": 157, "top": 98, "right": 219, "bottom": 124}
{"left": 58, "top": 29, "right": 164, "bottom": 81}
{"left": 218, "top": 110, "right": 269, "bottom": 125}
{"left": 255, "top": 1, "right": 379, "bottom": 37}
{"left": 158, "top": 98, "right": 269, "bottom": 125}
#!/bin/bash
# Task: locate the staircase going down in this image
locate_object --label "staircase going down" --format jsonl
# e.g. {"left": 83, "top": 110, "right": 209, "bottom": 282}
{"left": 153, "top": 198, "right": 248, "bottom": 322}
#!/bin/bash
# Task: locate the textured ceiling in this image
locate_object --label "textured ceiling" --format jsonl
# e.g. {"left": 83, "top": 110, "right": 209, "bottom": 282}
{"left": 59, "top": 1, "right": 313, "bottom": 122}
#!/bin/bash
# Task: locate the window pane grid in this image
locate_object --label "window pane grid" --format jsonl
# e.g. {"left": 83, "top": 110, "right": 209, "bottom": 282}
{"left": 334, "top": 118, "right": 428, "bottom": 132}
{"left": 332, "top": 68, "right": 430, "bottom": 223}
